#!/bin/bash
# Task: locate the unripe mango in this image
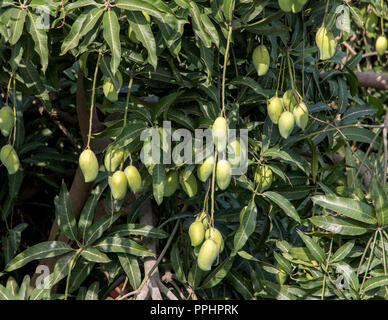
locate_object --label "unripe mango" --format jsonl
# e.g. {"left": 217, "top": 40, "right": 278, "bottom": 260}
{"left": 79, "top": 149, "right": 99, "bottom": 183}
{"left": 0, "top": 144, "right": 19, "bottom": 175}
{"left": 282, "top": 89, "right": 298, "bottom": 111}
{"left": 278, "top": 111, "right": 295, "bottom": 139}
{"left": 0, "top": 106, "right": 14, "bottom": 137}
{"left": 212, "top": 117, "right": 228, "bottom": 153}
{"left": 124, "top": 165, "right": 142, "bottom": 194}
{"left": 315, "top": 26, "right": 336, "bottom": 60}
{"left": 216, "top": 159, "right": 232, "bottom": 191}
{"left": 376, "top": 35, "right": 387, "bottom": 56}
{"left": 252, "top": 45, "right": 270, "bottom": 76}
{"left": 197, "top": 239, "right": 219, "bottom": 271}
{"left": 197, "top": 156, "right": 215, "bottom": 182}
{"left": 179, "top": 169, "right": 198, "bottom": 198}
{"left": 109, "top": 170, "right": 127, "bottom": 200}
{"left": 164, "top": 170, "right": 179, "bottom": 197}
{"left": 104, "top": 148, "right": 125, "bottom": 172}
{"left": 293, "top": 102, "right": 309, "bottom": 130}
{"left": 278, "top": 0, "right": 292, "bottom": 12}
{"left": 189, "top": 221, "right": 205, "bottom": 247}
{"left": 205, "top": 227, "right": 224, "bottom": 253}
{"left": 255, "top": 165, "right": 273, "bottom": 192}
{"left": 267, "top": 96, "right": 284, "bottom": 124}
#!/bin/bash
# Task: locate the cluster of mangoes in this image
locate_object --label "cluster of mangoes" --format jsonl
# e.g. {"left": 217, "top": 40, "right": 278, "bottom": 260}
{"left": 79, "top": 148, "right": 142, "bottom": 199}
{"left": 188, "top": 211, "right": 224, "bottom": 271}
{"left": 0, "top": 106, "right": 20, "bottom": 175}
{"left": 267, "top": 89, "right": 309, "bottom": 139}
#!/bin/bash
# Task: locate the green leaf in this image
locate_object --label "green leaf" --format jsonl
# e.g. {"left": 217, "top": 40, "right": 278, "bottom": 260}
{"left": 54, "top": 182, "right": 78, "bottom": 242}
{"left": 5, "top": 241, "right": 73, "bottom": 272}
{"left": 201, "top": 256, "right": 234, "bottom": 289}
{"left": 309, "top": 216, "right": 370, "bottom": 236}
{"left": 226, "top": 270, "right": 254, "bottom": 300}
{"left": 115, "top": 0, "right": 164, "bottom": 20}
{"left": 152, "top": 91, "right": 182, "bottom": 121}
{"left": 361, "top": 275, "right": 388, "bottom": 293}
{"left": 261, "top": 280, "right": 298, "bottom": 300}
{"left": 371, "top": 178, "right": 388, "bottom": 226}
{"left": 17, "top": 275, "right": 30, "bottom": 300}
{"left": 107, "top": 224, "right": 169, "bottom": 238}
{"left": 94, "top": 237, "right": 155, "bottom": 257}
{"left": 60, "top": 12, "right": 89, "bottom": 55}
{"left": 296, "top": 230, "right": 325, "bottom": 264}
{"left": 109, "top": 120, "right": 146, "bottom": 150}
{"left": 263, "top": 148, "right": 310, "bottom": 176}
{"left": 26, "top": 11, "right": 48, "bottom": 72}
{"left": 8, "top": 8, "right": 27, "bottom": 45}
{"left": 0, "top": 284, "right": 15, "bottom": 300}
{"left": 103, "top": 10, "right": 121, "bottom": 75}
{"left": 171, "top": 241, "right": 186, "bottom": 283}
{"left": 66, "top": 0, "right": 98, "bottom": 11}
{"left": 152, "top": 164, "right": 166, "bottom": 206}
{"left": 222, "top": 0, "right": 235, "bottom": 23}
{"left": 8, "top": 171, "right": 23, "bottom": 200}
{"left": 189, "top": 1, "right": 212, "bottom": 48}
{"left": 127, "top": 11, "right": 157, "bottom": 69}
{"left": 84, "top": 212, "right": 121, "bottom": 246}
{"left": 79, "top": 181, "right": 108, "bottom": 244}
{"left": 42, "top": 253, "right": 74, "bottom": 289}
{"left": 117, "top": 253, "right": 141, "bottom": 290}
{"left": 262, "top": 191, "right": 301, "bottom": 223}
{"left": 81, "top": 247, "right": 111, "bottom": 263}
{"left": 85, "top": 282, "right": 99, "bottom": 300}
{"left": 311, "top": 195, "right": 377, "bottom": 224}
{"left": 233, "top": 201, "right": 257, "bottom": 253}
{"left": 330, "top": 240, "right": 355, "bottom": 263}
{"left": 335, "top": 262, "right": 359, "bottom": 291}
{"left": 69, "top": 258, "right": 95, "bottom": 293}
{"left": 229, "top": 76, "right": 269, "bottom": 98}
{"left": 79, "top": 7, "right": 104, "bottom": 38}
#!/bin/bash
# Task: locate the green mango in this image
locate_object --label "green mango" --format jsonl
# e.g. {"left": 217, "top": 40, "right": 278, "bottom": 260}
{"left": 315, "top": 26, "right": 337, "bottom": 60}
{"left": 376, "top": 35, "right": 387, "bottom": 56}
{"left": 109, "top": 170, "right": 128, "bottom": 200}
{"left": 252, "top": 45, "right": 270, "bottom": 76}
{"left": 179, "top": 169, "right": 198, "bottom": 198}
{"left": 293, "top": 102, "right": 309, "bottom": 130}
{"left": 79, "top": 149, "right": 99, "bottom": 183}
{"left": 205, "top": 227, "right": 224, "bottom": 253}
{"left": 124, "top": 165, "right": 142, "bottom": 194}
{"left": 278, "top": 111, "right": 295, "bottom": 139}
{"left": 255, "top": 165, "right": 273, "bottom": 192}
{"left": 164, "top": 170, "right": 179, "bottom": 197}
{"left": 0, "top": 144, "right": 19, "bottom": 175}
{"left": 227, "top": 139, "right": 243, "bottom": 168}
{"left": 0, "top": 106, "right": 14, "bottom": 137}
{"left": 189, "top": 221, "right": 205, "bottom": 247}
{"left": 104, "top": 148, "right": 125, "bottom": 172}
{"left": 212, "top": 117, "right": 228, "bottom": 153}
{"left": 267, "top": 96, "right": 284, "bottom": 124}
{"left": 197, "top": 239, "right": 219, "bottom": 271}
{"left": 216, "top": 159, "right": 232, "bottom": 191}
{"left": 197, "top": 156, "right": 215, "bottom": 182}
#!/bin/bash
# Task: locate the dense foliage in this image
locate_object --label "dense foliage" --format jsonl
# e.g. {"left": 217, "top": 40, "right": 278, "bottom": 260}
{"left": 0, "top": 0, "right": 387, "bottom": 300}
